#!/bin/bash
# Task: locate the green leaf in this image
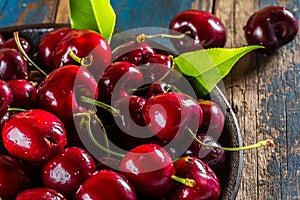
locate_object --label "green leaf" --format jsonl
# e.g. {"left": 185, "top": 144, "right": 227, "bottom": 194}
{"left": 68, "top": 0, "right": 116, "bottom": 41}
{"left": 174, "top": 45, "right": 263, "bottom": 97}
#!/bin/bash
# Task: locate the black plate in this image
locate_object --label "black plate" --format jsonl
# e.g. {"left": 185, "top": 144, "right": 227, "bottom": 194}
{"left": 0, "top": 23, "right": 243, "bottom": 200}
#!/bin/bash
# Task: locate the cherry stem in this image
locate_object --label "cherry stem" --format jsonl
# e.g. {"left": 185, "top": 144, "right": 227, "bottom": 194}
{"left": 80, "top": 96, "right": 120, "bottom": 116}
{"left": 68, "top": 48, "right": 93, "bottom": 68}
{"left": 13, "top": 32, "right": 48, "bottom": 77}
{"left": 187, "top": 128, "right": 275, "bottom": 151}
{"left": 74, "top": 112, "right": 124, "bottom": 158}
{"left": 135, "top": 31, "right": 191, "bottom": 43}
{"left": 7, "top": 107, "right": 26, "bottom": 112}
{"left": 171, "top": 175, "right": 195, "bottom": 187}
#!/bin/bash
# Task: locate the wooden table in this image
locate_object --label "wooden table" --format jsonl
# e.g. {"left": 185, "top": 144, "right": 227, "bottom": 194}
{"left": 0, "top": 0, "right": 299, "bottom": 199}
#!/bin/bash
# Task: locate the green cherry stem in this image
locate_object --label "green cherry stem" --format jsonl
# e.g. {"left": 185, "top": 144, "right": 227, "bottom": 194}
{"left": 135, "top": 31, "right": 191, "bottom": 43}
{"left": 80, "top": 96, "right": 120, "bottom": 116}
{"left": 7, "top": 107, "right": 26, "bottom": 112}
{"left": 69, "top": 48, "right": 93, "bottom": 68}
{"left": 171, "top": 175, "right": 195, "bottom": 187}
{"left": 187, "top": 128, "right": 275, "bottom": 151}
{"left": 13, "top": 32, "right": 48, "bottom": 77}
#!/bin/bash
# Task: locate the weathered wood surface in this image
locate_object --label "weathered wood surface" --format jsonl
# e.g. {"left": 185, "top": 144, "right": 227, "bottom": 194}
{"left": 0, "top": 0, "right": 299, "bottom": 199}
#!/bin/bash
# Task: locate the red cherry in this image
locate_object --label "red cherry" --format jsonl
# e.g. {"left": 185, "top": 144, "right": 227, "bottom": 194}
{"left": 7, "top": 79, "right": 37, "bottom": 109}
{"left": 2, "top": 109, "right": 67, "bottom": 162}
{"left": 120, "top": 144, "right": 175, "bottom": 198}
{"left": 0, "top": 79, "right": 13, "bottom": 119}
{"left": 75, "top": 169, "right": 137, "bottom": 200}
{"left": 1, "top": 37, "right": 31, "bottom": 55}
{"left": 113, "top": 41, "right": 156, "bottom": 66}
{"left": 0, "top": 154, "right": 31, "bottom": 199}
{"left": 0, "top": 33, "right": 4, "bottom": 46}
{"left": 16, "top": 188, "right": 66, "bottom": 200}
{"left": 167, "top": 156, "right": 221, "bottom": 200}
{"left": 38, "top": 27, "right": 72, "bottom": 71}
{"left": 37, "top": 65, "right": 98, "bottom": 128}
{"left": 0, "top": 48, "right": 28, "bottom": 81}
{"left": 169, "top": 9, "right": 226, "bottom": 53}
{"left": 53, "top": 29, "right": 112, "bottom": 76}
{"left": 142, "top": 92, "right": 203, "bottom": 142}
{"left": 43, "top": 147, "right": 96, "bottom": 197}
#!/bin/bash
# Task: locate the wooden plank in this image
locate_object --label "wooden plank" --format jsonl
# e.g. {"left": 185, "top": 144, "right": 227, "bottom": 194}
{"left": 55, "top": 0, "right": 69, "bottom": 24}
{"left": 215, "top": 0, "right": 300, "bottom": 199}
{"left": 0, "top": 0, "right": 59, "bottom": 28}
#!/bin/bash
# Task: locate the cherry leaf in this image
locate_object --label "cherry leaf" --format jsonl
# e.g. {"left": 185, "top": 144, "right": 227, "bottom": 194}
{"left": 68, "top": 0, "right": 116, "bottom": 41}
{"left": 174, "top": 45, "right": 263, "bottom": 97}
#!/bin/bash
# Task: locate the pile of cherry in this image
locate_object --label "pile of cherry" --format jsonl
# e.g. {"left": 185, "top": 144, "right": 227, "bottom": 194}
{"left": 0, "top": 5, "right": 297, "bottom": 200}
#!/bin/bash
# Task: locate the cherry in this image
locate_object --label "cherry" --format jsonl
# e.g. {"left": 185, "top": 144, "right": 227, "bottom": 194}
{"left": 1, "top": 37, "right": 31, "bottom": 55}
{"left": 98, "top": 61, "right": 143, "bottom": 105}
{"left": 198, "top": 99, "right": 224, "bottom": 139}
{"left": 187, "top": 134, "right": 226, "bottom": 172}
{"left": 145, "top": 81, "right": 178, "bottom": 99}
{"left": 0, "top": 33, "right": 4, "bottom": 46}
{"left": 75, "top": 169, "right": 137, "bottom": 200}
{"left": 169, "top": 9, "right": 226, "bottom": 53}
{"left": 0, "top": 154, "right": 31, "bottom": 200}
{"left": 43, "top": 147, "right": 96, "bottom": 197}
{"left": 2, "top": 109, "right": 67, "bottom": 162}
{"left": 113, "top": 40, "right": 156, "bottom": 66}
{"left": 0, "top": 48, "right": 28, "bottom": 81}
{"left": 7, "top": 79, "right": 37, "bottom": 109}
{"left": 142, "top": 92, "right": 203, "bottom": 142}
{"left": 53, "top": 29, "right": 112, "bottom": 76}
{"left": 38, "top": 27, "right": 72, "bottom": 71}
{"left": 120, "top": 144, "right": 175, "bottom": 198}
{"left": 244, "top": 6, "right": 298, "bottom": 54}
{"left": 16, "top": 188, "right": 66, "bottom": 200}
{"left": 0, "top": 79, "right": 13, "bottom": 119}
{"left": 37, "top": 65, "right": 98, "bottom": 129}
{"left": 167, "top": 156, "right": 221, "bottom": 200}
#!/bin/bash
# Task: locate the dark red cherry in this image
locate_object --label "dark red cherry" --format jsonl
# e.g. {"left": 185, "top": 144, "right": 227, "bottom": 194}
{"left": 16, "top": 188, "right": 66, "bottom": 200}
{"left": 43, "top": 147, "right": 96, "bottom": 197}
{"left": 113, "top": 41, "right": 156, "bottom": 66}
{"left": 37, "top": 65, "right": 98, "bottom": 129}
{"left": 0, "top": 154, "right": 31, "bottom": 200}
{"left": 0, "top": 33, "right": 4, "bottom": 46}
{"left": 38, "top": 27, "right": 72, "bottom": 71}
{"left": 75, "top": 169, "right": 137, "bottom": 200}
{"left": 98, "top": 62, "right": 143, "bottom": 105}
{"left": 188, "top": 134, "right": 226, "bottom": 172}
{"left": 142, "top": 92, "right": 203, "bottom": 142}
{"left": 0, "top": 48, "right": 28, "bottom": 81}
{"left": 198, "top": 99, "right": 224, "bottom": 139}
{"left": 120, "top": 144, "right": 175, "bottom": 198}
{"left": 53, "top": 29, "right": 112, "bottom": 76}
{"left": 167, "top": 156, "right": 221, "bottom": 200}
{"left": 145, "top": 81, "right": 178, "bottom": 99}
{"left": 2, "top": 109, "right": 67, "bottom": 162}
{"left": 1, "top": 37, "right": 31, "bottom": 55}
{"left": 244, "top": 6, "right": 298, "bottom": 54}
{"left": 0, "top": 79, "right": 13, "bottom": 119}
{"left": 7, "top": 79, "right": 37, "bottom": 109}
{"left": 169, "top": 9, "right": 226, "bottom": 53}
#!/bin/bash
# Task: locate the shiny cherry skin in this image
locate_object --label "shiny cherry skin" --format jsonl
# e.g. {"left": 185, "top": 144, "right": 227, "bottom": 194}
{"left": 2, "top": 109, "right": 67, "bottom": 162}
{"left": 75, "top": 169, "right": 137, "bottom": 200}
{"left": 187, "top": 134, "right": 226, "bottom": 172}
{"left": 142, "top": 92, "right": 203, "bottom": 142}
{"left": 1, "top": 37, "right": 31, "bottom": 55}
{"left": 53, "top": 29, "right": 112, "bottom": 76}
{"left": 16, "top": 188, "right": 66, "bottom": 200}
{"left": 113, "top": 41, "right": 156, "bottom": 66}
{"left": 0, "top": 79, "right": 13, "bottom": 119}
{"left": 37, "top": 65, "right": 98, "bottom": 129}
{"left": 43, "top": 147, "right": 96, "bottom": 197}
{"left": 98, "top": 62, "right": 143, "bottom": 105}
{"left": 169, "top": 9, "right": 226, "bottom": 53}
{"left": 0, "top": 154, "right": 31, "bottom": 200}
{"left": 120, "top": 144, "right": 175, "bottom": 198}
{"left": 167, "top": 156, "right": 221, "bottom": 200}
{"left": 38, "top": 27, "right": 72, "bottom": 71}
{"left": 198, "top": 99, "right": 224, "bottom": 139}
{"left": 145, "top": 81, "right": 178, "bottom": 99}
{"left": 244, "top": 6, "right": 298, "bottom": 54}
{"left": 0, "top": 48, "right": 28, "bottom": 81}
{"left": 0, "top": 33, "right": 4, "bottom": 46}
{"left": 7, "top": 79, "right": 37, "bottom": 109}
